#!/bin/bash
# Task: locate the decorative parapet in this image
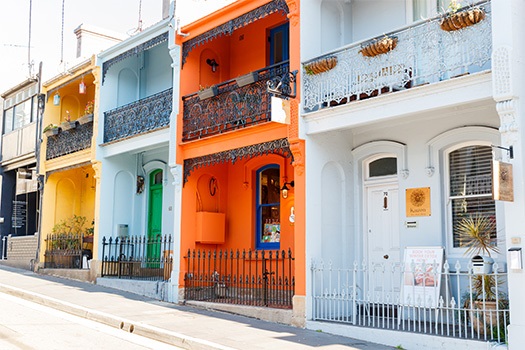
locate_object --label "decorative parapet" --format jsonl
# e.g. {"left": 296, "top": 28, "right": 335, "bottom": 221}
{"left": 103, "top": 87, "right": 172, "bottom": 144}
{"left": 46, "top": 121, "right": 93, "bottom": 160}
{"left": 302, "top": 0, "right": 492, "bottom": 111}
{"left": 184, "top": 138, "right": 293, "bottom": 183}
{"left": 182, "top": 63, "right": 289, "bottom": 142}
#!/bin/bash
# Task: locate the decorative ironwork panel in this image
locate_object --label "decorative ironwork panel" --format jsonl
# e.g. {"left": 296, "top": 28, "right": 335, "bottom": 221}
{"left": 103, "top": 87, "right": 172, "bottom": 143}
{"left": 46, "top": 122, "right": 93, "bottom": 160}
{"left": 302, "top": 1, "right": 492, "bottom": 111}
{"left": 182, "top": 0, "right": 289, "bottom": 66}
{"left": 183, "top": 63, "right": 289, "bottom": 142}
{"left": 184, "top": 138, "right": 292, "bottom": 183}
{"left": 102, "top": 32, "right": 168, "bottom": 84}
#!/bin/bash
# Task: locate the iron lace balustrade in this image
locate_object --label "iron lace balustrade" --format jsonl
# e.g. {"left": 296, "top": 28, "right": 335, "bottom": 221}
{"left": 182, "top": 62, "right": 289, "bottom": 142}
{"left": 302, "top": 1, "right": 492, "bottom": 111}
{"left": 46, "top": 121, "right": 93, "bottom": 160}
{"left": 44, "top": 233, "right": 93, "bottom": 269}
{"left": 101, "top": 235, "right": 173, "bottom": 281}
{"left": 184, "top": 248, "right": 295, "bottom": 309}
{"left": 311, "top": 258, "right": 509, "bottom": 343}
{"left": 103, "top": 87, "right": 172, "bottom": 143}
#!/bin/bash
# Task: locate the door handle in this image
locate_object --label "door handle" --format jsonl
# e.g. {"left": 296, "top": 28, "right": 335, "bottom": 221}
{"left": 383, "top": 254, "right": 389, "bottom": 259}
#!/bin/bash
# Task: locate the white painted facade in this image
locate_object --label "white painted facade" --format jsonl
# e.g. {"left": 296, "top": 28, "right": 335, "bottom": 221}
{"left": 301, "top": 0, "right": 525, "bottom": 348}
{"left": 96, "top": 8, "right": 181, "bottom": 302}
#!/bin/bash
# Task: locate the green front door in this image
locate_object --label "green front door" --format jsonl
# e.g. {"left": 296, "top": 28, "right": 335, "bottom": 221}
{"left": 147, "top": 170, "right": 163, "bottom": 263}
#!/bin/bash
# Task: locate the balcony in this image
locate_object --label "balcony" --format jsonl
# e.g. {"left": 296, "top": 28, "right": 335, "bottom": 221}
{"left": 302, "top": 1, "right": 492, "bottom": 112}
{"left": 103, "top": 87, "right": 172, "bottom": 144}
{"left": 1, "top": 123, "right": 37, "bottom": 163}
{"left": 46, "top": 121, "right": 93, "bottom": 160}
{"left": 182, "top": 62, "right": 289, "bottom": 142}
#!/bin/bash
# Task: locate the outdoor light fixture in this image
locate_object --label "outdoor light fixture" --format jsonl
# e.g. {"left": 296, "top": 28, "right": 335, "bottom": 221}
{"left": 79, "top": 79, "right": 86, "bottom": 94}
{"left": 281, "top": 180, "right": 294, "bottom": 199}
{"left": 206, "top": 58, "right": 219, "bottom": 72}
{"left": 53, "top": 92, "right": 61, "bottom": 106}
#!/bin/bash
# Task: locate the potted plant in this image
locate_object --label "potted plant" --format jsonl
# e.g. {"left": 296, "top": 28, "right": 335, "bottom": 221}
{"left": 455, "top": 214, "right": 508, "bottom": 335}
{"left": 43, "top": 124, "right": 60, "bottom": 137}
{"left": 79, "top": 100, "right": 94, "bottom": 125}
{"left": 61, "top": 110, "right": 78, "bottom": 131}
{"left": 198, "top": 85, "right": 218, "bottom": 100}
{"left": 440, "top": 0, "right": 486, "bottom": 32}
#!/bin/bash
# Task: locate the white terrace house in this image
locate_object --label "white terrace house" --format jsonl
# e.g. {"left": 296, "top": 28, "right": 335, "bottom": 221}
{"left": 301, "top": 1, "right": 525, "bottom": 349}
{"left": 95, "top": 9, "right": 180, "bottom": 301}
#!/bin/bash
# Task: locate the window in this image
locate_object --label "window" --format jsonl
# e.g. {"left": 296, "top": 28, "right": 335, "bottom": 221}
{"left": 269, "top": 23, "right": 289, "bottom": 65}
{"left": 3, "top": 107, "right": 14, "bottom": 134}
{"left": 256, "top": 165, "right": 281, "bottom": 250}
{"left": 369, "top": 157, "right": 397, "bottom": 178}
{"left": 448, "top": 145, "right": 496, "bottom": 248}
{"left": 3, "top": 97, "right": 35, "bottom": 134}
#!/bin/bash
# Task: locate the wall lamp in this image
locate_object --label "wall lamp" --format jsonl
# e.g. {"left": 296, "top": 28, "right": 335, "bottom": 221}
{"left": 206, "top": 58, "right": 219, "bottom": 72}
{"left": 53, "top": 92, "right": 61, "bottom": 106}
{"left": 281, "top": 180, "right": 294, "bottom": 199}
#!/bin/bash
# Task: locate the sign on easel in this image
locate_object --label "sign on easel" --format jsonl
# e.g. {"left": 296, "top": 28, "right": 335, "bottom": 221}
{"left": 402, "top": 247, "right": 444, "bottom": 308}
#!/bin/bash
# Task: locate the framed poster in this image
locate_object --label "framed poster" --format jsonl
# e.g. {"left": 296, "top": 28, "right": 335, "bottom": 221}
{"left": 402, "top": 246, "right": 444, "bottom": 307}
{"left": 406, "top": 187, "right": 431, "bottom": 217}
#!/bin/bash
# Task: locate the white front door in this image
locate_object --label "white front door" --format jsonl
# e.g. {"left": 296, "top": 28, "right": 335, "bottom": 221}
{"left": 366, "top": 183, "right": 401, "bottom": 301}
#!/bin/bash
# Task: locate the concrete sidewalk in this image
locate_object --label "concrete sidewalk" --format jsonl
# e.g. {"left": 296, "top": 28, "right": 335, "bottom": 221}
{"left": 0, "top": 265, "right": 392, "bottom": 349}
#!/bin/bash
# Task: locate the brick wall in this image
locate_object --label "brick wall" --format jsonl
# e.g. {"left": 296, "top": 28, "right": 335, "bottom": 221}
{"left": 5, "top": 235, "right": 39, "bottom": 270}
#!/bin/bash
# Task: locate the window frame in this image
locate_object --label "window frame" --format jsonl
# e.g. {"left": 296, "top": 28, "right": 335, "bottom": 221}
{"left": 255, "top": 164, "right": 281, "bottom": 250}
{"left": 444, "top": 141, "right": 503, "bottom": 257}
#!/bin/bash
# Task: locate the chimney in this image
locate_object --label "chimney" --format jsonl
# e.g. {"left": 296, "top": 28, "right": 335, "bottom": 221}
{"left": 162, "top": 0, "right": 170, "bottom": 19}
{"left": 74, "top": 24, "right": 127, "bottom": 58}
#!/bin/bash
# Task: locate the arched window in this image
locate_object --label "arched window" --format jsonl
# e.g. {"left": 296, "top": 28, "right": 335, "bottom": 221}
{"left": 255, "top": 165, "right": 281, "bottom": 250}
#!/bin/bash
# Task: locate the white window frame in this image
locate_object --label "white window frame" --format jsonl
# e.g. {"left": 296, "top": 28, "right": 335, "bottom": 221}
{"left": 443, "top": 140, "right": 504, "bottom": 258}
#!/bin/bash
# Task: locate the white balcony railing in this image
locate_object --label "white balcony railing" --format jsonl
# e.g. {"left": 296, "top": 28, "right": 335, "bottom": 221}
{"left": 1, "top": 123, "right": 37, "bottom": 162}
{"left": 302, "top": 1, "right": 492, "bottom": 112}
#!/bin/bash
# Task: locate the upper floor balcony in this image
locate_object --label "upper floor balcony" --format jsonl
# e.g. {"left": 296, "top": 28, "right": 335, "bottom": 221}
{"left": 302, "top": 1, "right": 492, "bottom": 113}
{"left": 103, "top": 87, "right": 172, "bottom": 144}
{"left": 182, "top": 62, "right": 289, "bottom": 142}
{"left": 1, "top": 123, "right": 37, "bottom": 164}
{"left": 46, "top": 121, "right": 93, "bottom": 160}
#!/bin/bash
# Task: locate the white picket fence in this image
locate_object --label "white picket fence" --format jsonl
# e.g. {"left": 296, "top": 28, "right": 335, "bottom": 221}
{"left": 311, "top": 259, "right": 509, "bottom": 344}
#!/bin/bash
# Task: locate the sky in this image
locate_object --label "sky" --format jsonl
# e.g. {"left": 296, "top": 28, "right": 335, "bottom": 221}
{"left": 0, "top": 0, "right": 164, "bottom": 93}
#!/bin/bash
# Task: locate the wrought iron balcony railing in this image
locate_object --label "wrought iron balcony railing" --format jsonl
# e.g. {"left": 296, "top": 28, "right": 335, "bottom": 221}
{"left": 302, "top": 1, "right": 492, "bottom": 112}
{"left": 182, "top": 62, "right": 289, "bottom": 142}
{"left": 46, "top": 121, "right": 93, "bottom": 160}
{"left": 103, "top": 87, "right": 172, "bottom": 143}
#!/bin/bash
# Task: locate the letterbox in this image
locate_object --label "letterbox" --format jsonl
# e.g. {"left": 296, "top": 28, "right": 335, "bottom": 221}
{"left": 471, "top": 255, "right": 494, "bottom": 275}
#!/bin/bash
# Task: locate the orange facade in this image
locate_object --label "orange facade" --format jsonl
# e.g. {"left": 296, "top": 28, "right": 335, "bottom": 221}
{"left": 176, "top": 0, "right": 305, "bottom": 299}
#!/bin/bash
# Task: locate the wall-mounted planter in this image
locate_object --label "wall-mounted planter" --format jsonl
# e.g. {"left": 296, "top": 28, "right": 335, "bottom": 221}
{"left": 198, "top": 86, "right": 218, "bottom": 101}
{"left": 44, "top": 127, "right": 60, "bottom": 137}
{"left": 360, "top": 37, "right": 398, "bottom": 57}
{"left": 78, "top": 114, "right": 94, "bottom": 125}
{"left": 61, "top": 121, "right": 78, "bottom": 131}
{"left": 196, "top": 212, "right": 225, "bottom": 244}
{"left": 440, "top": 8, "right": 485, "bottom": 31}
{"left": 236, "top": 72, "right": 259, "bottom": 87}
{"left": 304, "top": 56, "right": 338, "bottom": 75}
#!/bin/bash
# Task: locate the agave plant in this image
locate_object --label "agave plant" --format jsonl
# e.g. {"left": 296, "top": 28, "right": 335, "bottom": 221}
{"left": 455, "top": 214, "right": 499, "bottom": 257}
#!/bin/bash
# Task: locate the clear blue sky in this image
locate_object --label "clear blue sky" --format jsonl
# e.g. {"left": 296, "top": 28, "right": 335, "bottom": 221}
{"left": 0, "top": 0, "right": 163, "bottom": 92}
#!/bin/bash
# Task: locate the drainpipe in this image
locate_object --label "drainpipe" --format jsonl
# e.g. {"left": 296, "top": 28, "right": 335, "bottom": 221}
{"left": 34, "top": 61, "right": 45, "bottom": 270}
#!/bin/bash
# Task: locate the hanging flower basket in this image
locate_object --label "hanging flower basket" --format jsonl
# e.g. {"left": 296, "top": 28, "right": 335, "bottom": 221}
{"left": 360, "top": 37, "right": 398, "bottom": 58}
{"left": 304, "top": 56, "right": 338, "bottom": 75}
{"left": 440, "top": 8, "right": 485, "bottom": 31}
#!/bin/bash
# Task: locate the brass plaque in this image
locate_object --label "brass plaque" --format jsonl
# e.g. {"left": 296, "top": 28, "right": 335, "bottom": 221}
{"left": 406, "top": 187, "right": 431, "bottom": 217}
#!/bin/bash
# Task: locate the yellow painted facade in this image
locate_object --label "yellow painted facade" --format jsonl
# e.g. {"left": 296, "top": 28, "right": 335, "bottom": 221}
{"left": 39, "top": 56, "right": 101, "bottom": 264}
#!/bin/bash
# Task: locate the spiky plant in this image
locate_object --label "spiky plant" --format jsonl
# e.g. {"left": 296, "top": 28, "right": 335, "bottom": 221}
{"left": 455, "top": 214, "right": 499, "bottom": 257}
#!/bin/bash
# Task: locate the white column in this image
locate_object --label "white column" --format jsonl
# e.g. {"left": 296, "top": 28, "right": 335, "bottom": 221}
{"left": 492, "top": 0, "right": 525, "bottom": 347}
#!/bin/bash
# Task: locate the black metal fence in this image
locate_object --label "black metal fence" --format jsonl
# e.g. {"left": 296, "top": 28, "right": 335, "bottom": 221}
{"left": 184, "top": 249, "right": 295, "bottom": 309}
{"left": 101, "top": 235, "right": 173, "bottom": 281}
{"left": 44, "top": 233, "right": 93, "bottom": 269}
